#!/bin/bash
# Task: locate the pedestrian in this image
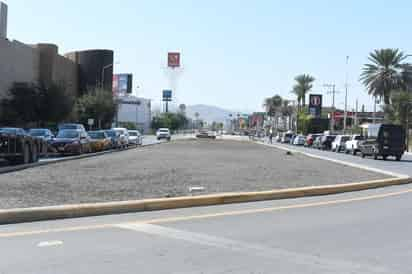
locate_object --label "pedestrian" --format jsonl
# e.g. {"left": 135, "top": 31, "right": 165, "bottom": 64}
{"left": 269, "top": 129, "right": 273, "bottom": 144}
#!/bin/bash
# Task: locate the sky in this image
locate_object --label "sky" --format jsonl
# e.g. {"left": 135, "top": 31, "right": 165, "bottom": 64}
{"left": 4, "top": 0, "right": 412, "bottom": 112}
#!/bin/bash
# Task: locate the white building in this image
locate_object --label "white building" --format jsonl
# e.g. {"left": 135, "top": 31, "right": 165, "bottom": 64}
{"left": 116, "top": 95, "right": 151, "bottom": 134}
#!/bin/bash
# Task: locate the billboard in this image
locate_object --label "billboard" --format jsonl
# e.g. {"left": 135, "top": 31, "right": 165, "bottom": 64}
{"left": 309, "top": 94, "right": 322, "bottom": 118}
{"left": 168, "top": 52, "right": 180, "bottom": 68}
{"left": 113, "top": 74, "right": 132, "bottom": 96}
{"left": 162, "top": 90, "right": 172, "bottom": 101}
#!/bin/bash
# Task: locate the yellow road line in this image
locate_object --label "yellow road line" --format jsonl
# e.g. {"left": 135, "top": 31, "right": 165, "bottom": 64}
{"left": 1, "top": 187, "right": 411, "bottom": 238}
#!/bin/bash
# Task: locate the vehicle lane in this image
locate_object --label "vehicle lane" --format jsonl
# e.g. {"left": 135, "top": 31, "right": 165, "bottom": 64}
{"left": 262, "top": 141, "right": 412, "bottom": 177}
{"left": 1, "top": 184, "right": 412, "bottom": 273}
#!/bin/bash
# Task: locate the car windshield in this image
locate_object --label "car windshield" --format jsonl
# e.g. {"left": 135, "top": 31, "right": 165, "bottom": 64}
{"left": 59, "top": 124, "right": 79, "bottom": 130}
{"left": 88, "top": 132, "right": 105, "bottom": 139}
{"left": 29, "top": 129, "right": 47, "bottom": 136}
{"left": 105, "top": 131, "right": 116, "bottom": 137}
{"left": 57, "top": 130, "right": 79, "bottom": 139}
{"left": 129, "top": 132, "right": 139, "bottom": 136}
{"left": 0, "top": 128, "right": 18, "bottom": 134}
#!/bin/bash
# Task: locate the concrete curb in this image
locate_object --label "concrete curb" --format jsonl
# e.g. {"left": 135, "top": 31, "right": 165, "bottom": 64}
{"left": 0, "top": 176, "right": 409, "bottom": 224}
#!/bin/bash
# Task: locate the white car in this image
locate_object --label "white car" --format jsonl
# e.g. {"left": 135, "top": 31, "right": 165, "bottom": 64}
{"left": 112, "top": 128, "right": 130, "bottom": 148}
{"left": 128, "top": 130, "right": 143, "bottom": 145}
{"left": 345, "top": 135, "right": 365, "bottom": 155}
{"left": 332, "top": 135, "right": 351, "bottom": 152}
{"left": 293, "top": 135, "right": 306, "bottom": 146}
{"left": 156, "top": 128, "right": 171, "bottom": 141}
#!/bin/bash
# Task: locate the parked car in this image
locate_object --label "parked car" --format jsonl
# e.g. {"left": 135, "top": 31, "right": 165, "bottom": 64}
{"left": 281, "top": 133, "right": 293, "bottom": 143}
{"left": 88, "top": 130, "right": 112, "bottom": 152}
{"left": 319, "top": 135, "right": 336, "bottom": 150}
{"left": 289, "top": 134, "right": 297, "bottom": 145}
{"left": 359, "top": 124, "right": 405, "bottom": 161}
{"left": 50, "top": 129, "right": 92, "bottom": 155}
{"left": 331, "top": 135, "right": 351, "bottom": 152}
{"left": 196, "top": 129, "right": 217, "bottom": 139}
{"left": 58, "top": 123, "right": 86, "bottom": 132}
{"left": 305, "top": 134, "right": 321, "bottom": 147}
{"left": 293, "top": 135, "right": 306, "bottom": 146}
{"left": 105, "top": 130, "right": 122, "bottom": 149}
{"left": 128, "top": 130, "right": 143, "bottom": 145}
{"left": 28, "top": 128, "right": 55, "bottom": 143}
{"left": 344, "top": 135, "right": 364, "bottom": 155}
{"left": 0, "top": 127, "right": 48, "bottom": 164}
{"left": 312, "top": 136, "right": 323, "bottom": 149}
{"left": 156, "top": 128, "right": 171, "bottom": 141}
{"left": 112, "top": 128, "right": 130, "bottom": 148}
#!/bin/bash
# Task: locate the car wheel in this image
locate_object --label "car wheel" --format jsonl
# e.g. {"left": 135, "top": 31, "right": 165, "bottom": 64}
{"left": 361, "top": 152, "right": 366, "bottom": 158}
{"left": 383, "top": 155, "right": 388, "bottom": 161}
{"left": 352, "top": 149, "right": 357, "bottom": 156}
{"left": 374, "top": 153, "right": 378, "bottom": 160}
{"left": 396, "top": 155, "right": 402, "bottom": 161}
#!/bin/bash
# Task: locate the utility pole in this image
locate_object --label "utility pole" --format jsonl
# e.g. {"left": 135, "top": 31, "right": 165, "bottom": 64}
{"left": 355, "top": 99, "right": 358, "bottom": 127}
{"left": 344, "top": 56, "right": 349, "bottom": 133}
{"left": 324, "top": 84, "right": 339, "bottom": 132}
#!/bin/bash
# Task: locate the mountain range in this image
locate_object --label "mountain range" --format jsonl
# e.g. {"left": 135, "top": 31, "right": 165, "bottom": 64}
{"left": 185, "top": 104, "right": 254, "bottom": 123}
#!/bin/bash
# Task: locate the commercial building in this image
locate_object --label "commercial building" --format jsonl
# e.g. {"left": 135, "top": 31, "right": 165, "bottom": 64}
{"left": 65, "top": 49, "right": 114, "bottom": 94}
{"left": 0, "top": 2, "right": 113, "bottom": 98}
{"left": 116, "top": 95, "right": 152, "bottom": 134}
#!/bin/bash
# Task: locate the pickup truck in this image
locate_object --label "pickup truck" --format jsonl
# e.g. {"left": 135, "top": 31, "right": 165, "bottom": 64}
{"left": 344, "top": 135, "right": 364, "bottom": 155}
{"left": 0, "top": 128, "right": 48, "bottom": 165}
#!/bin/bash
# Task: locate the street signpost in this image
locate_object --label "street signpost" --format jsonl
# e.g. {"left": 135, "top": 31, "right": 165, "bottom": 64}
{"left": 88, "top": 118, "right": 94, "bottom": 130}
{"left": 162, "top": 90, "right": 173, "bottom": 113}
{"left": 309, "top": 94, "right": 323, "bottom": 118}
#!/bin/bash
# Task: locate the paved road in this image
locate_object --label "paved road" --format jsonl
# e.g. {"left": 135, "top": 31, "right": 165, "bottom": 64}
{"left": 0, "top": 183, "right": 412, "bottom": 273}
{"left": 1, "top": 136, "right": 411, "bottom": 273}
{"left": 264, "top": 140, "right": 412, "bottom": 177}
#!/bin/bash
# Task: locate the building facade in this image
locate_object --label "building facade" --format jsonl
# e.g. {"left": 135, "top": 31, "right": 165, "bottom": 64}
{"left": 65, "top": 49, "right": 114, "bottom": 94}
{"left": 116, "top": 95, "right": 152, "bottom": 134}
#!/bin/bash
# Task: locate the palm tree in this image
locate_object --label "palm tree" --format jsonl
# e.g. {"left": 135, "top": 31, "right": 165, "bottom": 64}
{"left": 292, "top": 74, "right": 315, "bottom": 109}
{"left": 263, "top": 95, "right": 282, "bottom": 117}
{"left": 263, "top": 95, "right": 283, "bottom": 131}
{"left": 360, "top": 48, "right": 412, "bottom": 105}
{"left": 178, "top": 104, "right": 186, "bottom": 114}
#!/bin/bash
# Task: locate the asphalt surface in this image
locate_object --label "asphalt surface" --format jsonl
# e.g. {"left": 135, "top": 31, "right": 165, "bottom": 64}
{"left": 0, "top": 138, "right": 386, "bottom": 209}
{"left": 265, "top": 140, "right": 412, "bottom": 177}
{"left": 0, "top": 183, "right": 411, "bottom": 273}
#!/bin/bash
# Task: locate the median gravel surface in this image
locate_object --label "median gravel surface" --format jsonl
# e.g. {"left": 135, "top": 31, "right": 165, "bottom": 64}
{"left": 0, "top": 139, "right": 389, "bottom": 209}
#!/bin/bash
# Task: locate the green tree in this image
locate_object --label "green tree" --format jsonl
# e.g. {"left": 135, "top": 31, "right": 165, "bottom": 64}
{"left": 292, "top": 74, "right": 315, "bottom": 109}
{"left": 151, "top": 112, "right": 188, "bottom": 131}
{"left": 75, "top": 88, "right": 118, "bottom": 129}
{"left": 360, "top": 48, "right": 412, "bottom": 105}
{"left": 263, "top": 95, "right": 282, "bottom": 117}
{"left": 38, "top": 83, "right": 74, "bottom": 125}
{"left": 0, "top": 82, "right": 74, "bottom": 127}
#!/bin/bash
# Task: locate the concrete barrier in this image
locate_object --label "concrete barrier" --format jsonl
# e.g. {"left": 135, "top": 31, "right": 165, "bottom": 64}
{"left": 0, "top": 176, "right": 409, "bottom": 225}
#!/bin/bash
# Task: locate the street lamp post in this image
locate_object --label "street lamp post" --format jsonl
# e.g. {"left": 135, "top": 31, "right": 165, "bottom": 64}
{"left": 344, "top": 56, "right": 349, "bottom": 133}
{"left": 101, "top": 64, "right": 113, "bottom": 89}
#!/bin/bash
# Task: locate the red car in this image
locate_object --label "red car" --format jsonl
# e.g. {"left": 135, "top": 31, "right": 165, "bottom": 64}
{"left": 305, "top": 134, "right": 321, "bottom": 147}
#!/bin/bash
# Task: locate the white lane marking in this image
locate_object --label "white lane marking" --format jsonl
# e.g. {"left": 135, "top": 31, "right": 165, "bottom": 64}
{"left": 37, "top": 240, "right": 63, "bottom": 247}
{"left": 256, "top": 141, "right": 409, "bottom": 179}
{"left": 115, "top": 223, "right": 389, "bottom": 273}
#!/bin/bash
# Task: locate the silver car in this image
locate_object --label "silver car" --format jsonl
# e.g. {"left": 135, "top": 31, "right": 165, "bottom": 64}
{"left": 128, "top": 130, "right": 143, "bottom": 145}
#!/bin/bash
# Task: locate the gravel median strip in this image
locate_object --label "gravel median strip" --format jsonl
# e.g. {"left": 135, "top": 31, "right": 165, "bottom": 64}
{"left": 0, "top": 139, "right": 390, "bottom": 209}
